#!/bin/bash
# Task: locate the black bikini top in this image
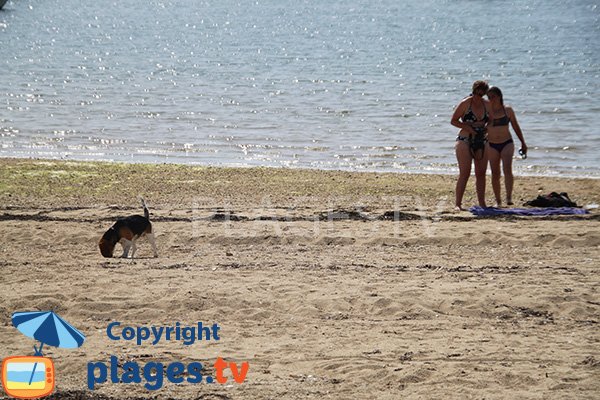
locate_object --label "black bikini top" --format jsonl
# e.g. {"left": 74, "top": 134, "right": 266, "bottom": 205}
{"left": 462, "top": 98, "right": 488, "bottom": 124}
{"left": 493, "top": 107, "right": 510, "bottom": 126}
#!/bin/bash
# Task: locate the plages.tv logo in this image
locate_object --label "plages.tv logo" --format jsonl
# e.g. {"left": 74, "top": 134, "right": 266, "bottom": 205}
{"left": 87, "top": 321, "right": 250, "bottom": 390}
{"left": 1, "top": 311, "right": 85, "bottom": 399}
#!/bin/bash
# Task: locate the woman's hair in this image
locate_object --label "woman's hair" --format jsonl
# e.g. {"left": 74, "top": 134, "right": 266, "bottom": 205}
{"left": 472, "top": 80, "right": 489, "bottom": 95}
{"left": 487, "top": 86, "right": 504, "bottom": 105}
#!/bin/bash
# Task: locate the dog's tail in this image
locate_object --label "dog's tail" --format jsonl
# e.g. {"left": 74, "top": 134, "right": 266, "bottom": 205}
{"left": 140, "top": 197, "right": 150, "bottom": 220}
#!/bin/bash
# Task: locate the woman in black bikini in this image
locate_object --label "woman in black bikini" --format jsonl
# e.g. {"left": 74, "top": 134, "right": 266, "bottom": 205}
{"left": 450, "top": 80, "right": 490, "bottom": 210}
{"left": 486, "top": 86, "right": 527, "bottom": 206}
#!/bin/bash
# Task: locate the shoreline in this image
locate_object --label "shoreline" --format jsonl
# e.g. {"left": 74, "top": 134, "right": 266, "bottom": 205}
{"left": 2, "top": 155, "right": 599, "bottom": 180}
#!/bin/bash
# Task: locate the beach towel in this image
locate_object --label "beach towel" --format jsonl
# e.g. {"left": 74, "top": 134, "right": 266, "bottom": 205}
{"left": 469, "top": 206, "right": 589, "bottom": 216}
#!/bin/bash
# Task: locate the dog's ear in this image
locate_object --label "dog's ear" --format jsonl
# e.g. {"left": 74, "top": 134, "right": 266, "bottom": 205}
{"left": 102, "top": 226, "right": 120, "bottom": 243}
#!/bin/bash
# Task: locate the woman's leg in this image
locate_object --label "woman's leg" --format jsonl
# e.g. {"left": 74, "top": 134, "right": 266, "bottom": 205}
{"left": 474, "top": 146, "right": 488, "bottom": 208}
{"left": 501, "top": 142, "right": 515, "bottom": 204}
{"left": 488, "top": 146, "right": 502, "bottom": 206}
{"left": 455, "top": 141, "right": 472, "bottom": 210}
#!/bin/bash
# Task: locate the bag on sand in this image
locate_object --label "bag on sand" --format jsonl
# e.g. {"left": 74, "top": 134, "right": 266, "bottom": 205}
{"left": 524, "top": 192, "right": 578, "bottom": 208}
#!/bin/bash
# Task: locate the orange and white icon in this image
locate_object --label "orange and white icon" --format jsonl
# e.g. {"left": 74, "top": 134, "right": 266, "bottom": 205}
{"left": 1, "top": 356, "right": 55, "bottom": 399}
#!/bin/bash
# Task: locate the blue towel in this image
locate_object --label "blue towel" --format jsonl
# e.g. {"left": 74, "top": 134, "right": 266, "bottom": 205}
{"left": 469, "top": 206, "right": 589, "bottom": 216}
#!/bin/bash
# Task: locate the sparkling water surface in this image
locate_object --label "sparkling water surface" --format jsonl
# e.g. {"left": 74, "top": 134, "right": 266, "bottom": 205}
{"left": 1, "top": 0, "right": 599, "bottom": 176}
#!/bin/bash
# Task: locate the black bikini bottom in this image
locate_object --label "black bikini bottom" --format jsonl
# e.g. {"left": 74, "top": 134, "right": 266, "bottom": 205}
{"left": 489, "top": 138, "right": 514, "bottom": 153}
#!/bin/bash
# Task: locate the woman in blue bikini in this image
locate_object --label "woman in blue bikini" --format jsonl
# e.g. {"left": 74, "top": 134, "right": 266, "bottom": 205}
{"left": 486, "top": 86, "right": 527, "bottom": 206}
{"left": 450, "top": 80, "right": 490, "bottom": 210}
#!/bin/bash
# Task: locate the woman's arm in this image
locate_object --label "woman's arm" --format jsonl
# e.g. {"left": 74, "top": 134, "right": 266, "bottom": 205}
{"left": 450, "top": 99, "right": 476, "bottom": 134}
{"left": 507, "top": 106, "right": 527, "bottom": 152}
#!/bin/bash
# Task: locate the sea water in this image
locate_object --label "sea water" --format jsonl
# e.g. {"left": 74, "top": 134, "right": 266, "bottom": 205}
{"left": 1, "top": 0, "right": 599, "bottom": 177}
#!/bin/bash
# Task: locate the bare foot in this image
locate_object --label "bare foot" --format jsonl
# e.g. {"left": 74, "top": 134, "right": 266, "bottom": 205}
{"left": 454, "top": 205, "right": 463, "bottom": 212}
{"left": 507, "top": 199, "right": 514, "bottom": 206}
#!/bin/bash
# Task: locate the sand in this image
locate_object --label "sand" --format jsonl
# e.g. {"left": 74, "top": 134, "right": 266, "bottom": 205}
{"left": 0, "top": 158, "right": 599, "bottom": 399}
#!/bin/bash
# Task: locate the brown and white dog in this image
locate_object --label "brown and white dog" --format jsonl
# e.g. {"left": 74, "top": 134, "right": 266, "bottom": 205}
{"left": 99, "top": 198, "right": 158, "bottom": 259}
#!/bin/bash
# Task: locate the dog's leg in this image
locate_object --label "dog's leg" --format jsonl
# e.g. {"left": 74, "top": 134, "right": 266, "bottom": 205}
{"left": 130, "top": 239, "right": 138, "bottom": 259}
{"left": 147, "top": 233, "right": 158, "bottom": 257}
{"left": 120, "top": 239, "right": 131, "bottom": 258}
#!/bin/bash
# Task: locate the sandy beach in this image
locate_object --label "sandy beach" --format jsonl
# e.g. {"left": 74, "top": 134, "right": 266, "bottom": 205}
{"left": 0, "top": 158, "right": 599, "bottom": 399}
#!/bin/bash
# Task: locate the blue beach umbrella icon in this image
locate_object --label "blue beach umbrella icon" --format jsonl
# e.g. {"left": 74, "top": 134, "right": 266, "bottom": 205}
{"left": 11, "top": 311, "right": 86, "bottom": 385}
